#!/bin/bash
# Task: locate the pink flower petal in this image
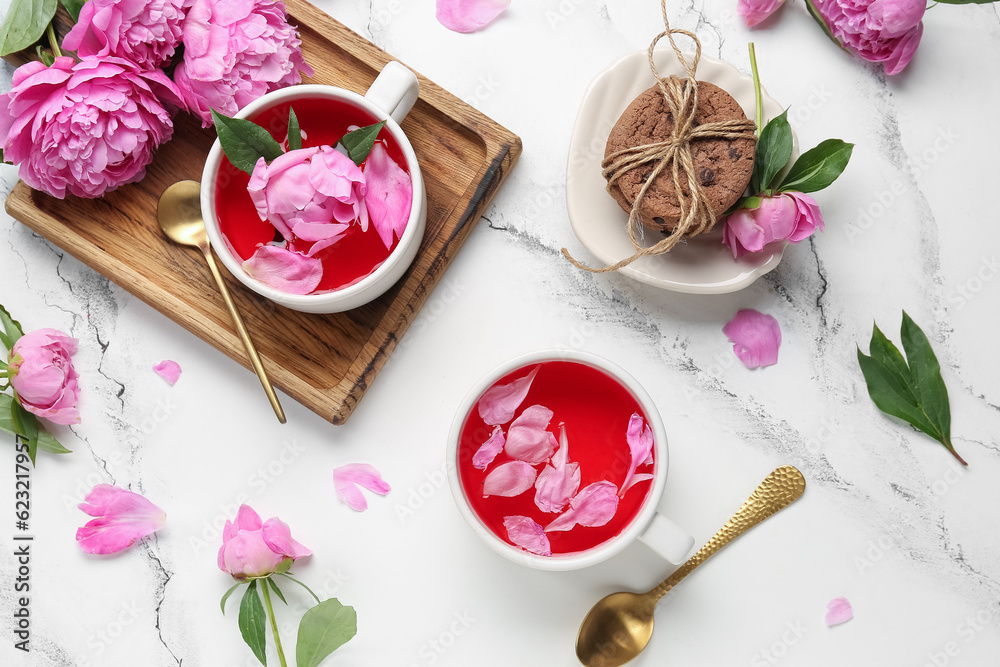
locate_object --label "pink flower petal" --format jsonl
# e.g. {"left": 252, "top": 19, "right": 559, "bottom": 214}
{"left": 152, "top": 359, "right": 181, "bottom": 386}
{"left": 242, "top": 244, "right": 323, "bottom": 295}
{"left": 826, "top": 597, "right": 854, "bottom": 626}
{"left": 363, "top": 142, "right": 412, "bottom": 250}
{"left": 620, "top": 413, "right": 654, "bottom": 496}
{"left": 76, "top": 484, "right": 166, "bottom": 554}
{"left": 473, "top": 425, "right": 505, "bottom": 470}
{"left": 477, "top": 366, "right": 539, "bottom": 426}
{"left": 534, "top": 426, "right": 581, "bottom": 513}
{"left": 483, "top": 461, "right": 537, "bottom": 498}
{"left": 333, "top": 463, "right": 391, "bottom": 512}
{"left": 261, "top": 517, "right": 312, "bottom": 560}
{"left": 723, "top": 309, "right": 782, "bottom": 369}
{"left": 504, "top": 404, "right": 557, "bottom": 464}
{"left": 544, "top": 481, "right": 620, "bottom": 533}
{"left": 503, "top": 515, "right": 551, "bottom": 556}
{"left": 436, "top": 0, "right": 510, "bottom": 33}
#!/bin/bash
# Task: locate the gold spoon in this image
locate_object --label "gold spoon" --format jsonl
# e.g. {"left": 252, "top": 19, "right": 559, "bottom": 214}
{"left": 156, "top": 180, "right": 286, "bottom": 424}
{"left": 576, "top": 465, "right": 806, "bottom": 666}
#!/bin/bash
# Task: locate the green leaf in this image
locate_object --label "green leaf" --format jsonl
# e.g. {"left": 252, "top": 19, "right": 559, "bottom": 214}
{"left": 274, "top": 558, "right": 293, "bottom": 575}
{"left": 211, "top": 109, "right": 285, "bottom": 176}
{"left": 267, "top": 577, "right": 287, "bottom": 605}
{"left": 239, "top": 580, "right": 268, "bottom": 665}
{"left": 340, "top": 121, "right": 385, "bottom": 166}
{"left": 35, "top": 43, "right": 53, "bottom": 65}
{"left": 0, "top": 0, "right": 57, "bottom": 56}
{"left": 750, "top": 109, "right": 793, "bottom": 194}
{"left": 58, "top": 0, "right": 83, "bottom": 21}
{"left": 35, "top": 427, "right": 71, "bottom": 454}
{"left": 276, "top": 573, "right": 320, "bottom": 604}
{"left": 221, "top": 582, "right": 244, "bottom": 614}
{"left": 0, "top": 394, "right": 15, "bottom": 435}
{"left": 10, "top": 398, "right": 38, "bottom": 465}
{"left": 295, "top": 598, "right": 357, "bottom": 667}
{"left": 0, "top": 303, "right": 25, "bottom": 350}
{"left": 778, "top": 139, "right": 853, "bottom": 193}
{"left": 288, "top": 108, "right": 302, "bottom": 152}
{"left": 857, "top": 313, "right": 966, "bottom": 465}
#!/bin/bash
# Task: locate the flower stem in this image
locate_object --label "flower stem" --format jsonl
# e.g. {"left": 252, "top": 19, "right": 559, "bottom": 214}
{"left": 46, "top": 22, "right": 62, "bottom": 59}
{"left": 748, "top": 42, "right": 763, "bottom": 135}
{"left": 260, "top": 579, "right": 288, "bottom": 667}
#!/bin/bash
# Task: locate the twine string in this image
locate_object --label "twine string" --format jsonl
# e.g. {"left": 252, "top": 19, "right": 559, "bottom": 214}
{"left": 563, "top": 0, "right": 757, "bottom": 274}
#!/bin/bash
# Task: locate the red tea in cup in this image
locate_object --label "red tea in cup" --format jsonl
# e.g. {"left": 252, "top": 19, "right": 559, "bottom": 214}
{"left": 214, "top": 97, "right": 411, "bottom": 293}
{"left": 456, "top": 359, "right": 656, "bottom": 557}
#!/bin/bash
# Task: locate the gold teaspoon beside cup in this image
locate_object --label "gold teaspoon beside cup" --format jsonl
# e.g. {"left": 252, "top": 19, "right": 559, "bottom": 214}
{"left": 576, "top": 465, "right": 807, "bottom": 667}
{"left": 156, "top": 180, "right": 286, "bottom": 424}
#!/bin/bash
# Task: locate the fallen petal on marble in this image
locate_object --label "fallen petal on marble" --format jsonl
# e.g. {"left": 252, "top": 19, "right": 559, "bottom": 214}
{"left": 826, "top": 597, "right": 854, "bottom": 626}
{"left": 478, "top": 366, "right": 539, "bottom": 426}
{"left": 544, "top": 481, "right": 619, "bottom": 533}
{"left": 723, "top": 309, "right": 782, "bottom": 369}
{"left": 76, "top": 484, "right": 166, "bottom": 555}
{"left": 333, "top": 463, "right": 391, "bottom": 512}
{"left": 483, "top": 461, "right": 537, "bottom": 497}
{"left": 436, "top": 0, "right": 510, "bottom": 33}
{"left": 504, "top": 404, "right": 557, "bottom": 464}
{"left": 503, "top": 515, "right": 551, "bottom": 556}
{"left": 621, "top": 413, "right": 654, "bottom": 496}
{"left": 153, "top": 359, "right": 182, "bottom": 386}
{"left": 242, "top": 244, "right": 322, "bottom": 295}
{"left": 473, "top": 425, "right": 506, "bottom": 470}
{"left": 534, "top": 426, "right": 581, "bottom": 513}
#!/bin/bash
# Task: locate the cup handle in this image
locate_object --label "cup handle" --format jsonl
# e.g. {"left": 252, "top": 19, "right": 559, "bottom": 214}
{"left": 638, "top": 513, "right": 695, "bottom": 565}
{"left": 364, "top": 61, "right": 420, "bottom": 125}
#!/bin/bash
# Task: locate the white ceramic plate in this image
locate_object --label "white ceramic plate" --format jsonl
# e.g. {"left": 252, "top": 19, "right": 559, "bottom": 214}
{"left": 566, "top": 50, "right": 794, "bottom": 294}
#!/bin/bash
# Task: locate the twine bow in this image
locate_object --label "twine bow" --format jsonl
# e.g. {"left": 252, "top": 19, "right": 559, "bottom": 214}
{"left": 563, "top": 0, "right": 757, "bottom": 274}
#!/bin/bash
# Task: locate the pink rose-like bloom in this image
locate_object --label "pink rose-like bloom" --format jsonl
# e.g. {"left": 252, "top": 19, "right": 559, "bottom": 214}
{"left": 722, "top": 192, "right": 824, "bottom": 259}
{"left": 0, "top": 57, "right": 182, "bottom": 199}
{"left": 218, "top": 505, "right": 311, "bottom": 580}
{"left": 739, "top": 0, "right": 784, "bottom": 27}
{"left": 174, "top": 0, "right": 314, "bottom": 126}
{"left": 62, "top": 0, "right": 187, "bottom": 70}
{"left": 8, "top": 328, "right": 81, "bottom": 425}
{"left": 810, "top": 0, "right": 924, "bottom": 75}
{"left": 248, "top": 147, "right": 366, "bottom": 254}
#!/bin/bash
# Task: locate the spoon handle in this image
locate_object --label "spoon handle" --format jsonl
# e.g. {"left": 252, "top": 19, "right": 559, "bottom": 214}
{"left": 647, "top": 465, "right": 805, "bottom": 603}
{"left": 203, "top": 246, "right": 287, "bottom": 424}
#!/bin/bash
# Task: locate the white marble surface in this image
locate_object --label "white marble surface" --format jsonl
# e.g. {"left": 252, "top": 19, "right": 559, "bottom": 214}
{"left": 1, "top": 1, "right": 999, "bottom": 665}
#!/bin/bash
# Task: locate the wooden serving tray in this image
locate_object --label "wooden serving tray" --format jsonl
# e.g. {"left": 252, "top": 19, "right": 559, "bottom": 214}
{"left": 3, "top": 0, "right": 521, "bottom": 424}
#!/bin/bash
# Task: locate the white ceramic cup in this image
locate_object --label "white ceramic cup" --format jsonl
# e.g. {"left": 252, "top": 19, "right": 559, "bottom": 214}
{"left": 202, "top": 61, "right": 427, "bottom": 314}
{"left": 447, "top": 350, "right": 694, "bottom": 571}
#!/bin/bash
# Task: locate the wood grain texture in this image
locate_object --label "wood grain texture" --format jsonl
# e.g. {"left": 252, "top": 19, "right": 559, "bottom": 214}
{"left": 3, "top": 0, "right": 521, "bottom": 424}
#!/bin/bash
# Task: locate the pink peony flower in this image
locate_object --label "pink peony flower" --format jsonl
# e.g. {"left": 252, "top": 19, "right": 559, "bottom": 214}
{"left": 739, "top": 0, "right": 784, "bottom": 27}
{"left": 0, "top": 57, "right": 182, "bottom": 199}
{"left": 8, "top": 328, "right": 80, "bottom": 425}
{"left": 247, "top": 147, "right": 365, "bottom": 252}
{"left": 723, "top": 309, "right": 782, "bottom": 369}
{"left": 76, "top": 484, "right": 166, "bottom": 554}
{"left": 809, "top": 0, "right": 924, "bottom": 75}
{"left": 174, "top": 0, "right": 314, "bottom": 127}
{"left": 218, "top": 504, "right": 311, "bottom": 579}
{"left": 62, "top": 0, "right": 187, "bottom": 70}
{"left": 722, "top": 192, "right": 824, "bottom": 259}
{"left": 436, "top": 0, "right": 510, "bottom": 33}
